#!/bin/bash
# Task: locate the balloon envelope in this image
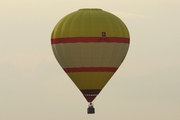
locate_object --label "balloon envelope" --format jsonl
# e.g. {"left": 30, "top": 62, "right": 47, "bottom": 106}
{"left": 51, "top": 8, "right": 130, "bottom": 102}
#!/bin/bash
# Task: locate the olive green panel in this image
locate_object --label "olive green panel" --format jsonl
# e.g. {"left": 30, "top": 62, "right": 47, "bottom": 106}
{"left": 67, "top": 72, "right": 115, "bottom": 90}
{"left": 51, "top": 9, "right": 129, "bottom": 38}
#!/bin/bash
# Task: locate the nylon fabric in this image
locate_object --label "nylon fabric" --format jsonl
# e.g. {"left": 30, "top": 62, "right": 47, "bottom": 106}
{"left": 67, "top": 72, "right": 114, "bottom": 89}
{"left": 51, "top": 8, "right": 130, "bottom": 102}
{"left": 51, "top": 9, "right": 129, "bottom": 38}
{"left": 52, "top": 43, "right": 129, "bottom": 68}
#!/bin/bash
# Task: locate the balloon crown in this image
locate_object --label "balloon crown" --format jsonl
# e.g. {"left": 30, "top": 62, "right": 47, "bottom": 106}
{"left": 78, "top": 8, "right": 102, "bottom": 11}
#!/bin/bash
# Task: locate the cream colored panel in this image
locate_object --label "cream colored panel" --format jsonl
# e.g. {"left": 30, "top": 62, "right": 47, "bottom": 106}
{"left": 90, "top": 43, "right": 103, "bottom": 67}
{"left": 61, "top": 44, "right": 74, "bottom": 68}
{"left": 80, "top": 43, "right": 92, "bottom": 67}
{"left": 52, "top": 44, "right": 69, "bottom": 68}
{"left": 68, "top": 43, "right": 82, "bottom": 67}
{"left": 100, "top": 43, "right": 114, "bottom": 67}
{"left": 52, "top": 43, "right": 129, "bottom": 68}
{"left": 110, "top": 43, "right": 129, "bottom": 67}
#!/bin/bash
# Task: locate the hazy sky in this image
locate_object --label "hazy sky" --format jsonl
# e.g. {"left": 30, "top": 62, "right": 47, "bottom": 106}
{"left": 1, "top": 0, "right": 180, "bottom": 120}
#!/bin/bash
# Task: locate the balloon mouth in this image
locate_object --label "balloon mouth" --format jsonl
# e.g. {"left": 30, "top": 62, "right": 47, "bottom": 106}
{"left": 78, "top": 8, "right": 102, "bottom": 11}
{"left": 81, "top": 89, "right": 101, "bottom": 102}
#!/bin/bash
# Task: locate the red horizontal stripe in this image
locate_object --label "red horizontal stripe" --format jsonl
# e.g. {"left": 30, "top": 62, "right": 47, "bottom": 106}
{"left": 63, "top": 67, "right": 118, "bottom": 72}
{"left": 51, "top": 37, "right": 129, "bottom": 44}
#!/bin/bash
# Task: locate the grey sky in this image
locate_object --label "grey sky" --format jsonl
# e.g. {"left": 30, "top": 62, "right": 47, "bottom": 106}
{"left": 0, "top": 0, "right": 180, "bottom": 120}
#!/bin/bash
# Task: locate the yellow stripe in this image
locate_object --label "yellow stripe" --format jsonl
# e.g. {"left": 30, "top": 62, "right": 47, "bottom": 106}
{"left": 67, "top": 72, "right": 115, "bottom": 89}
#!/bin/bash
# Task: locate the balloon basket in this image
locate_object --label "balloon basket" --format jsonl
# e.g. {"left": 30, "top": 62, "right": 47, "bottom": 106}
{"left": 87, "top": 102, "right": 95, "bottom": 114}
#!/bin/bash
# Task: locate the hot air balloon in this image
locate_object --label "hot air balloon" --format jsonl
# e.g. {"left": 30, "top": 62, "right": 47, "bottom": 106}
{"left": 51, "top": 8, "right": 130, "bottom": 114}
